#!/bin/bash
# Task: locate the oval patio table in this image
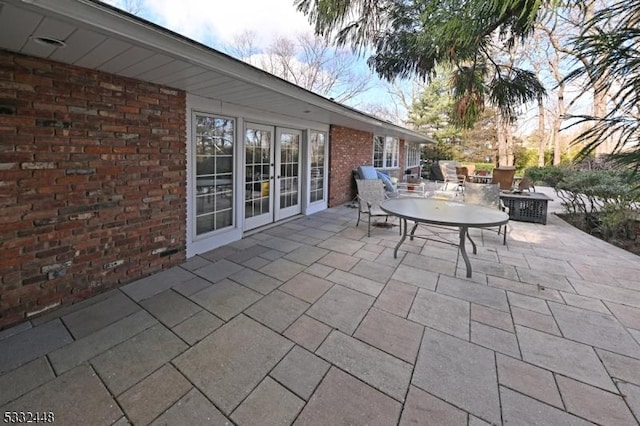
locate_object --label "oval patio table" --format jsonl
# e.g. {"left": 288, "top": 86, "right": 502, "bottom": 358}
{"left": 380, "top": 198, "right": 509, "bottom": 278}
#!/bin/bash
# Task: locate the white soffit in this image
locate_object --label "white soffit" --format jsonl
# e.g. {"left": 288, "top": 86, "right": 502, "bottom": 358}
{"left": 1, "top": 0, "right": 432, "bottom": 143}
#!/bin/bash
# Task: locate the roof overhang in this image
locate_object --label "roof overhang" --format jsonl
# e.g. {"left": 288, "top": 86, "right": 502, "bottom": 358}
{"left": 0, "top": 0, "right": 433, "bottom": 144}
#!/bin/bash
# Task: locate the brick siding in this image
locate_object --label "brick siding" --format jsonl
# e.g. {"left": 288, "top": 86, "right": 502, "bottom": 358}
{"left": 328, "top": 125, "right": 410, "bottom": 206}
{"left": 0, "top": 51, "right": 186, "bottom": 329}
{"left": 328, "top": 125, "right": 374, "bottom": 207}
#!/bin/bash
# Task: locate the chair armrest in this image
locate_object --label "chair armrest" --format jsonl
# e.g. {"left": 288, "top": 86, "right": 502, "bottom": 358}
{"left": 500, "top": 199, "right": 510, "bottom": 215}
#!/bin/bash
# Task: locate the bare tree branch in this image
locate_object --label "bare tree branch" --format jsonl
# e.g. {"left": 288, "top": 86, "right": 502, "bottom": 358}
{"left": 224, "top": 32, "right": 371, "bottom": 103}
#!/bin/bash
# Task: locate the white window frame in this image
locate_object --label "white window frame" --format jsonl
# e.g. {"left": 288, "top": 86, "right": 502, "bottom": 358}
{"left": 308, "top": 130, "right": 327, "bottom": 205}
{"left": 373, "top": 135, "right": 399, "bottom": 169}
{"left": 405, "top": 142, "right": 421, "bottom": 168}
{"left": 192, "top": 113, "right": 235, "bottom": 238}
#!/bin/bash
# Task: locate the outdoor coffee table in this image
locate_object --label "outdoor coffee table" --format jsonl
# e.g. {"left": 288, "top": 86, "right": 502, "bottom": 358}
{"left": 499, "top": 191, "right": 553, "bottom": 224}
{"left": 380, "top": 198, "right": 509, "bottom": 278}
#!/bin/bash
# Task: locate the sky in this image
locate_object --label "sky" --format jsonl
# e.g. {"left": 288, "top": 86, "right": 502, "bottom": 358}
{"left": 103, "top": 0, "right": 398, "bottom": 114}
{"left": 102, "top": 0, "right": 585, "bottom": 136}
{"left": 123, "top": 0, "right": 315, "bottom": 49}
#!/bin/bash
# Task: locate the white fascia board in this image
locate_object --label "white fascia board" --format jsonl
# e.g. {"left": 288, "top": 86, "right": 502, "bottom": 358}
{"left": 19, "top": 0, "right": 431, "bottom": 143}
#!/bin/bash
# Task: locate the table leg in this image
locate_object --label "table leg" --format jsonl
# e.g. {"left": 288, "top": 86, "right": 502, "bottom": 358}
{"left": 409, "top": 222, "right": 418, "bottom": 241}
{"left": 466, "top": 231, "right": 477, "bottom": 254}
{"left": 394, "top": 218, "right": 408, "bottom": 259}
{"left": 459, "top": 226, "right": 472, "bottom": 278}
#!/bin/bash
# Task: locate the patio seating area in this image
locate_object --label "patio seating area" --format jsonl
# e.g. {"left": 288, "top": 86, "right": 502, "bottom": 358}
{"left": 1, "top": 188, "right": 640, "bottom": 425}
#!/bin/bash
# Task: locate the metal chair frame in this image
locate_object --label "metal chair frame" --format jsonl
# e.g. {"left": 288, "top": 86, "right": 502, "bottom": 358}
{"left": 355, "top": 179, "right": 394, "bottom": 237}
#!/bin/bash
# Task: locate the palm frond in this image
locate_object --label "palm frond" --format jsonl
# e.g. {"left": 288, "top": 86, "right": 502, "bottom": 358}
{"left": 563, "top": 0, "right": 640, "bottom": 169}
{"left": 489, "top": 68, "right": 547, "bottom": 120}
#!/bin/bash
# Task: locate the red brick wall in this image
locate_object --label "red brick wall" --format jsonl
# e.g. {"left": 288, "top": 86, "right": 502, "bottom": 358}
{"left": 328, "top": 128, "right": 418, "bottom": 205}
{"left": 0, "top": 51, "right": 186, "bottom": 329}
{"left": 328, "top": 125, "right": 374, "bottom": 207}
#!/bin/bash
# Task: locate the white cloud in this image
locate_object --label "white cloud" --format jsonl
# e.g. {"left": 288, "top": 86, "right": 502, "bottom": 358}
{"left": 137, "top": 0, "right": 314, "bottom": 48}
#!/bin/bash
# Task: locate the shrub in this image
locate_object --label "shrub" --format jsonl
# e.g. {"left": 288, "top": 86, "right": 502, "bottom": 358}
{"left": 473, "top": 162, "right": 493, "bottom": 172}
{"left": 514, "top": 147, "right": 538, "bottom": 171}
{"left": 598, "top": 203, "right": 637, "bottom": 240}
{"left": 554, "top": 169, "right": 639, "bottom": 242}
{"left": 524, "top": 166, "right": 571, "bottom": 187}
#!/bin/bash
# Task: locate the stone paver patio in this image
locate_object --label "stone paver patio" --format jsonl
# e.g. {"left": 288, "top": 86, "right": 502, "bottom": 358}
{"left": 1, "top": 188, "right": 640, "bottom": 425}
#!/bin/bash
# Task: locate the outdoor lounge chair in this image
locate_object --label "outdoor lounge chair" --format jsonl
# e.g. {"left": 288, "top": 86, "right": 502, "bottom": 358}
{"left": 355, "top": 179, "right": 394, "bottom": 237}
{"left": 463, "top": 182, "right": 509, "bottom": 244}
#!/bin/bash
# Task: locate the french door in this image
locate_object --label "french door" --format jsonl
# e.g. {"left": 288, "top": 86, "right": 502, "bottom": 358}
{"left": 244, "top": 123, "right": 301, "bottom": 230}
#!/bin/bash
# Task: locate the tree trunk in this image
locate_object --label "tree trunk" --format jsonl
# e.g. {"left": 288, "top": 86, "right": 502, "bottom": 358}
{"left": 495, "top": 111, "right": 514, "bottom": 167}
{"left": 537, "top": 94, "right": 546, "bottom": 166}
{"left": 552, "top": 91, "right": 564, "bottom": 165}
{"left": 505, "top": 120, "right": 514, "bottom": 166}
{"left": 581, "top": 1, "right": 612, "bottom": 157}
{"left": 552, "top": 124, "right": 561, "bottom": 165}
{"left": 496, "top": 111, "right": 507, "bottom": 166}
{"left": 593, "top": 89, "right": 611, "bottom": 156}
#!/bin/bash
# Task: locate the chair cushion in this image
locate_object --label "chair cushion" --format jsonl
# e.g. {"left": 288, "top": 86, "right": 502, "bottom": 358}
{"left": 357, "top": 165, "right": 378, "bottom": 180}
{"left": 376, "top": 171, "right": 396, "bottom": 192}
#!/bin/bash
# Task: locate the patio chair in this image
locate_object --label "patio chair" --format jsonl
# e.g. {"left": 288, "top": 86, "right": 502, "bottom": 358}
{"left": 463, "top": 182, "right": 509, "bottom": 244}
{"left": 491, "top": 167, "right": 516, "bottom": 191}
{"left": 518, "top": 175, "right": 535, "bottom": 192}
{"left": 440, "top": 164, "right": 464, "bottom": 191}
{"left": 356, "top": 165, "right": 397, "bottom": 194}
{"left": 455, "top": 165, "right": 476, "bottom": 183}
{"left": 355, "top": 179, "right": 394, "bottom": 237}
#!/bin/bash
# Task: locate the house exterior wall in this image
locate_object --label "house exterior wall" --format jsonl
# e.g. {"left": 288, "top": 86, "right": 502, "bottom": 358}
{"left": 0, "top": 51, "right": 186, "bottom": 329}
{"left": 328, "top": 125, "right": 373, "bottom": 207}
{"left": 328, "top": 126, "right": 418, "bottom": 206}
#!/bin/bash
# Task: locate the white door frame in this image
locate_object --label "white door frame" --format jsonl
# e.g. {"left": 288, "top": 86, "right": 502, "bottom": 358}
{"left": 244, "top": 122, "right": 275, "bottom": 230}
{"left": 185, "top": 107, "right": 242, "bottom": 258}
{"left": 274, "top": 127, "right": 302, "bottom": 221}
{"left": 185, "top": 93, "right": 331, "bottom": 256}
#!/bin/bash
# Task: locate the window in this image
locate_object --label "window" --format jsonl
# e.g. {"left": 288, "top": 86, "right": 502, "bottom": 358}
{"left": 406, "top": 142, "right": 421, "bottom": 168}
{"left": 373, "top": 135, "right": 399, "bottom": 169}
{"left": 309, "top": 131, "right": 326, "bottom": 203}
{"left": 194, "top": 114, "right": 234, "bottom": 235}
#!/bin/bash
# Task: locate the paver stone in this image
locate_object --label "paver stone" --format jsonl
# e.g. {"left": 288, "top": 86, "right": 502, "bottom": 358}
{"left": 293, "top": 368, "right": 401, "bottom": 426}
{"left": 412, "top": 327, "right": 501, "bottom": 425}
{"left": 174, "top": 315, "right": 293, "bottom": 414}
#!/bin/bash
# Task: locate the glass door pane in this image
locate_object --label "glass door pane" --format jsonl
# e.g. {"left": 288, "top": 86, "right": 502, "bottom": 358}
{"left": 309, "top": 131, "right": 326, "bottom": 203}
{"left": 244, "top": 123, "right": 274, "bottom": 229}
{"left": 194, "top": 114, "right": 234, "bottom": 236}
{"left": 275, "top": 128, "right": 301, "bottom": 220}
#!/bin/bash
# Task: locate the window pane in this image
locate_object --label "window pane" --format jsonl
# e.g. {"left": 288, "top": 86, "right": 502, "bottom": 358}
{"left": 373, "top": 136, "right": 384, "bottom": 168}
{"left": 196, "top": 214, "right": 214, "bottom": 234}
{"left": 196, "top": 156, "right": 214, "bottom": 176}
{"left": 406, "top": 142, "right": 420, "bottom": 167}
{"left": 386, "top": 136, "right": 399, "bottom": 168}
{"left": 194, "top": 114, "right": 234, "bottom": 235}
{"left": 215, "top": 209, "right": 232, "bottom": 229}
{"left": 310, "top": 131, "right": 327, "bottom": 204}
{"left": 216, "top": 156, "right": 233, "bottom": 174}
